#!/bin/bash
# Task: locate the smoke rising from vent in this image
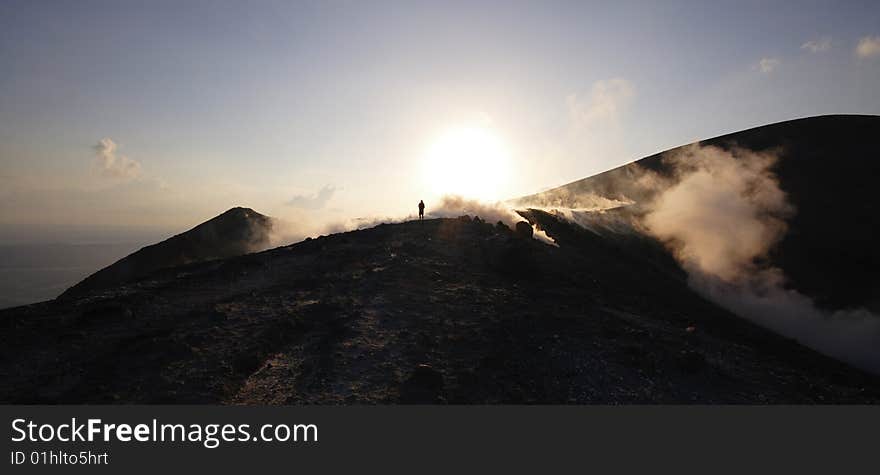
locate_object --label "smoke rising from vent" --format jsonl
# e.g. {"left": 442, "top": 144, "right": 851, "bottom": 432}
{"left": 642, "top": 145, "right": 793, "bottom": 282}
{"left": 639, "top": 144, "right": 880, "bottom": 373}
{"left": 518, "top": 189, "right": 634, "bottom": 211}
{"left": 430, "top": 195, "right": 557, "bottom": 246}
{"left": 429, "top": 195, "right": 524, "bottom": 227}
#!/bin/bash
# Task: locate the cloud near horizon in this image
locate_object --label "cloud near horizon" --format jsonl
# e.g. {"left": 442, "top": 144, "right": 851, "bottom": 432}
{"left": 93, "top": 138, "right": 142, "bottom": 180}
{"left": 856, "top": 35, "right": 880, "bottom": 58}
{"left": 286, "top": 185, "right": 337, "bottom": 210}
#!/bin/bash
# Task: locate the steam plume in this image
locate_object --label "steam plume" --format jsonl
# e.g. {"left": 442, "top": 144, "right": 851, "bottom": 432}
{"left": 640, "top": 144, "right": 880, "bottom": 373}
{"left": 429, "top": 195, "right": 524, "bottom": 227}
{"left": 430, "top": 195, "right": 557, "bottom": 246}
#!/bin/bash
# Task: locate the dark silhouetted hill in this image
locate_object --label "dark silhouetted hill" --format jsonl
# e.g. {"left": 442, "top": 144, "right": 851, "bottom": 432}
{"left": 516, "top": 115, "right": 880, "bottom": 313}
{"left": 59, "top": 207, "right": 273, "bottom": 299}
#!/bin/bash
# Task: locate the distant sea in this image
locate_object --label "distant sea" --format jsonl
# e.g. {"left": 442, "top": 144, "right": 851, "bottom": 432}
{"left": 0, "top": 223, "right": 178, "bottom": 309}
{"left": 0, "top": 242, "right": 150, "bottom": 309}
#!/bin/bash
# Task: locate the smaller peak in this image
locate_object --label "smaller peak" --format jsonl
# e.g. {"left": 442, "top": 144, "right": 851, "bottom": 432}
{"left": 202, "top": 207, "right": 272, "bottom": 229}
{"left": 218, "top": 207, "right": 263, "bottom": 219}
{"left": 224, "top": 206, "right": 256, "bottom": 214}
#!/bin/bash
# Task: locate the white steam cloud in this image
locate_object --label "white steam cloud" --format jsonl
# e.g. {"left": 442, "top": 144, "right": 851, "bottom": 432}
{"left": 640, "top": 144, "right": 880, "bottom": 373}
{"left": 429, "top": 195, "right": 523, "bottom": 227}
{"left": 520, "top": 189, "right": 633, "bottom": 212}
{"left": 93, "top": 138, "right": 142, "bottom": 180}
{"left": 642, "top": 145, "right": 792, "bottom": 282}
{"left": 429, "top": 195, "right": 557, "bottom": 246}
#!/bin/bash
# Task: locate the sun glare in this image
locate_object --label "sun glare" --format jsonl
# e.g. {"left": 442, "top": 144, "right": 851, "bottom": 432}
{"left": 422, "top": 126, "right": 510, "bottom": 201}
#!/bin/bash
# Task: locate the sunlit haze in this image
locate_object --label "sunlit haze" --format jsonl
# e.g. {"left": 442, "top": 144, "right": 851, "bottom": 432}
{"left": 1, "top": 0, "right": 879, "bottom": 242}
{"left": 422, "top": 125, "right": 511, "bottom": 202}
{"left": 3, "top": 0, "right": 880, "bottom": 413}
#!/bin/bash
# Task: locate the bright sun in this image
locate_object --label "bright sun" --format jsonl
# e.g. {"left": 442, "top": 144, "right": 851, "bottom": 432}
{"left": 422, "top": 126, "right": 510, "bottom": 201}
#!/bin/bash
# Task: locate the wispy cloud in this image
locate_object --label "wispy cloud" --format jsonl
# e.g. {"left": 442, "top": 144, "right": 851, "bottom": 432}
{"left": 286, "top": 185, "right": 336, "bottom": 209}
{"left": 801, "top": 36, "right": 831, "bottom": 53}
{"left": 566, "top": 78, "right": 635, "bottom": 130}
{"left": 93, "top": 138, "right": 142, "bottom": 180}
{"left": 756, "top": 57, "right": 780, "bottom": 73}
{"left": 856, "top": 35, "right": 880, "bottom": 59}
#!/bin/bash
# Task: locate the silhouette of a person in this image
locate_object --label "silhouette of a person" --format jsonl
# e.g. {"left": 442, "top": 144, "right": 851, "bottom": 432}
{"left": 418, "top": 200, "right": 425, "bottom": 220}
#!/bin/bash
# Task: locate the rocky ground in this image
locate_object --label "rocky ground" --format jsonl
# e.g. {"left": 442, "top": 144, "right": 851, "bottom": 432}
{"left": 2, "top": 213, "right": 879, "bottom": 404}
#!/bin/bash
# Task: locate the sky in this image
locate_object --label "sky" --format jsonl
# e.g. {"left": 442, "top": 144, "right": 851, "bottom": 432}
{"left": 1, "top": 0, "right": 879, "bottom": 242}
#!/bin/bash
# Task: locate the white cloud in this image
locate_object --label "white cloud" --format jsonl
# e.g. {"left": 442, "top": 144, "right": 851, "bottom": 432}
{"left": 856, "top": 35, "right": 880, "bottom": 59}
{"left": 801, "top": 36, "right": 831, "bottom": 53}
{"left": 756, "top": 57, "right": 780, "bottom": 73}
{"left": 286, "top": 185, "right": 336, "bottom": 209}
{"left": 567, "top": 78, "right": 635, "bottom": 130}
{"left": 93, "top": 138, "right": 142, "bottom": 180}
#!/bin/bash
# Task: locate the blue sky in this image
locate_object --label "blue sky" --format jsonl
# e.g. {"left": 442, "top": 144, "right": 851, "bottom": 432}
{"left": 1, "top": 0, "right": 879, "bottom": 238}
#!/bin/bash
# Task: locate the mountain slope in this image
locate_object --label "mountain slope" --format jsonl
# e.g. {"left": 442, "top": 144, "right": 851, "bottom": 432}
{"left": 2, "top": 216, "right": 878, "bottom": 403}
{"left": 60, "top": 207, "right": 273, "bottom": 299}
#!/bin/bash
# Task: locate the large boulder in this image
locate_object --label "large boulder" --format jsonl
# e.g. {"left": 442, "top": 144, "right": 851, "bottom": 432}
{"left": 515, "top": 221, "right": 534, "bottom": 239}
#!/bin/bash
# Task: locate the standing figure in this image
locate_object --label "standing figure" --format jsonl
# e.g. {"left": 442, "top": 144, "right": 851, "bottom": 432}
{"left": 418, "top": 200, "right": 425, "bottom": 220}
